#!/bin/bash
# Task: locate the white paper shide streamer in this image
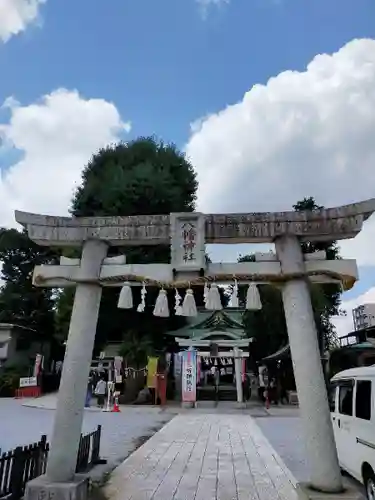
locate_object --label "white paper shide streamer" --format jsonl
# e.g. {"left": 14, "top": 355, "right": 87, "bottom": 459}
{"left": 229, "top": 279, "right": 239, "bottom": 308}
{"left": 246, "top": 283, "right": 262, "bottom": 310}
{"left": 137, "top": 282, "right": 147, "bottom": 312}
{"left": 182, "top": 288, "right": 197, "bottom": 316}
{"left": 153, "top": 289, "right": 169, "bottom": 317}
{"left": 117, "top": 282, "right": 133, "bottom": 309}
{"left": 203, "top": 282, "right": 209, "bottom": 306}
{"left": 174, "top": 289, "right": 183, "bottom": 316}
{"left": 205, "top": 283, "right": 223, "bottom": 311}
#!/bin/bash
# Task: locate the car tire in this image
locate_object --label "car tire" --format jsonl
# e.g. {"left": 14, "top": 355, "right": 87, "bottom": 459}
{"left": 364, "top": 466, "right": 375, "bottom": 500}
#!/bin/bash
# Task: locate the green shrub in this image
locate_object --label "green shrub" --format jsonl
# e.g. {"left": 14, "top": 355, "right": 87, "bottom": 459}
{"left": 0, "top": 364, "right": 29, "bottom": 397}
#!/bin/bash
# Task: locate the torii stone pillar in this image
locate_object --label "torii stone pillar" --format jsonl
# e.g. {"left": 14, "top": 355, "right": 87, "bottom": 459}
{"left": 46, "top": 239, "right": 108, "bottom": 482}
{"left": 22, "top": 238, "right": 108, "bottom": 499}
{"left": 275, "top": 235, "right": 342, "bottom": 493}
{"left": 233, "top": 346, "right": 244, "bottom": 405}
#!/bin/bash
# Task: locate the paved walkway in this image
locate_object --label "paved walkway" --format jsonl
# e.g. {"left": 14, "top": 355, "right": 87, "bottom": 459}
{"left": 105, "top": 413, "right": 299, "bottom": 500}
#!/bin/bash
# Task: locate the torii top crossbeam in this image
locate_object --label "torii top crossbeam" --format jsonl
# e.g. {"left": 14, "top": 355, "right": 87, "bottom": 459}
{"left": 15, "top": 198, "right": 375, "bottom": 247}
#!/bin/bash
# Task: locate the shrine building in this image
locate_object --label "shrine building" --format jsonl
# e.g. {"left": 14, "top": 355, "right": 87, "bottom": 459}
{"left": 169, "top": 308, "right": 252, "bottom": 402}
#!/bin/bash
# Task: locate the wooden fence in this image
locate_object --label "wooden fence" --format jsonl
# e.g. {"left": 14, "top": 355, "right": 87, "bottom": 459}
{"left": 76, "top": 425, "right": 103, "bottom": 473}
{"left": 0, "top": 425, "right": 104, "bottom": 500}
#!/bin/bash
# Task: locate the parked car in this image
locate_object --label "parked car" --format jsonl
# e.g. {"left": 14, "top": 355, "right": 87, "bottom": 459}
{"left": 330, "top": 366, "right": 375, "bottom": 500}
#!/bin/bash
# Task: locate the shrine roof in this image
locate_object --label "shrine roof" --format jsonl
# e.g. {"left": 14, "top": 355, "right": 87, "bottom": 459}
{"left": 262, "top": 344, "right": 290, "bottom": 363}
{"left": 168, "top": 309, "right": 246, "bottom": 339}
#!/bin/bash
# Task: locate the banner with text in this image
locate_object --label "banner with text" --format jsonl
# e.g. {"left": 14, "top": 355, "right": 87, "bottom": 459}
{"left": 147, "top": 356, "right": 158, "bottom": 388}
{"left": 181, "top": 350, "right": 197, "bottom": 402}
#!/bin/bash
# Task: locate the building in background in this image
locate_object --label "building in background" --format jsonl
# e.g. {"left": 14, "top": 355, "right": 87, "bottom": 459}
{"left": 0, "top": 323, "right": 43, "bottom": 370}
{"left": 352, "top": 304, "right": 375, "bottom": 331}
{"left": 170, "top": 309, "right": 252, "bottom": 402}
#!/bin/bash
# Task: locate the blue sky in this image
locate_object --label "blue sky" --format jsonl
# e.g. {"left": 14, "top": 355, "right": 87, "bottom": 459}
{"left": 2, "top": 0, "right": 375, "bottom": 147}
{"left": 1, "top": 0, "right": 375, "bottom": 336}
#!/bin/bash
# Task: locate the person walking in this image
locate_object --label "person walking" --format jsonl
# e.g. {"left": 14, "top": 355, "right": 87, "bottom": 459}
{"left": 279, "top": 375, "right": 289, "bottom": 404}
{"left": 94, "top": 377, "right": 107, "bottom": 408}
{"left": 269, "top": 377, "right": 278, "bottom": 405}
{"left": 243, "top": 373, "right": 251, "bottom": 402}
{"left": 85, "top": 372, "right": 94, "bottom": 408}
{"left": 214, "top": 367, "right": 220, "bottom": 402}
{"left": 258, "top": 364, "right": 267, "bottom": 402}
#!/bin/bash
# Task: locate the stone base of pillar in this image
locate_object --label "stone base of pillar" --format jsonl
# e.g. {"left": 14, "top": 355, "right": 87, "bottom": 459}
{"left": 236, "top": 401, "right": 246, "bottom": 409}
{"left": 25, "top": 474, "right": 89, "bottom": 500}
{"left": 296, "top": 481, "right": 362, "bottom": 500}
{"left": 181, "top": 401, "right": 195, "bottom": 409}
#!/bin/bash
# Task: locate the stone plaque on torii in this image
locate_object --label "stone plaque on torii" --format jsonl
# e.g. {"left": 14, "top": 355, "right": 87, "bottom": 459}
{"left": 17, "top": 199, "right": 375, "bottom": 500}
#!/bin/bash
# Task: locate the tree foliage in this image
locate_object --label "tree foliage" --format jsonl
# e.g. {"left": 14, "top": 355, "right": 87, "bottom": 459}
{"left": 56, "top": 137, "right": 199, "bottom": 351}
{"left": 242, "top": 197, "right": 342, "bottom": 363}
{"left": 232, "top": 254, "right": 286, "bottom": 367}
{"left": 293, "top": 197, "right": 342, "bottom": 351}
{"left": 118, "top": 330, "right": 154, "bottom": 369}
{"left": 0, "top": 228, "right": 57, "bottom": 345}
{"left": 72, "top": 137, "right": 197, "bottom": 218}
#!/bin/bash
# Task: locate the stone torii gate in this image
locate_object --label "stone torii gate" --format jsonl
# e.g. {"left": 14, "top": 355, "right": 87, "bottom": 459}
{"left": 17, "top": 201, "right": 375, "bottom": 500}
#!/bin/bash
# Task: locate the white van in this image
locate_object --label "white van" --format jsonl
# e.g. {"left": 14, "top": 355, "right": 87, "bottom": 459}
{"left": 330, "top": 366, "right": 375, "bottom": 500}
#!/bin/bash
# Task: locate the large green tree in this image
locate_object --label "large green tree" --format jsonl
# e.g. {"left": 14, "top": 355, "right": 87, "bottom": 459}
{"left": 0, "top": 228, "right": 57, "bottom": 350}
{"left": 242, "top": 197, "right": 343, "bottom": 363}
{"left": 293, "top": 197, "right": 342, "bottom": 351}
{"left": 236, "top": 255, "right": 287, "bottom": 366}
{"left": 57, "top": 136, "right": 198, "bottom": 354}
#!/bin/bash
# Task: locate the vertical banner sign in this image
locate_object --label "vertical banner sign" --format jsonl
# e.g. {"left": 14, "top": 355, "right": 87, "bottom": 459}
{"left": 114, "top": 356, "right": 123, "bottom": 383}
{"left": 174, "top": 352, "right": 182, "bottom": 378}
{"left": 181, "top": 350, "right": 197, "bottom": 402}
{"left": 33, "top": 354, "right": 43, "bottom": 378}
{"left": 165, "top": 353, "right": 172, "bottom": 373}
{"left": 147, "top": 356, "right": 158, "bottom": 388}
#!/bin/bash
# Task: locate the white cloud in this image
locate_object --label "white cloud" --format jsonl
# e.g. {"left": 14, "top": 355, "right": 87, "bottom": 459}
{"left": 0, "top": 0, "right": 46, "bottom": 42}
{"left": 196, "top": 0, "right": 229, "bottom": 5}
{"left": 196, "top": 0, "right": 230, "bottom": 17}
{"left": 0, "top": 89, "right": 130, "bottom": 227}
{"left": 340, "top": 219, "right": 375, "bottom": 266}
{"left": 333, "top": 287, "right": 375, "bottom": 338}
{"left": 186, "top": 38, "right": 375, "bottom": 266}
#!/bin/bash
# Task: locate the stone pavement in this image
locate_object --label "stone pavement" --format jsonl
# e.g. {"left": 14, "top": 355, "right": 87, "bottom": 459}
{"left": 21, "top": 393, "right": 116, "bottom": 411}
{"left": 105, "top": 413, "right": 299, "bottom": 500}
{"left": 0, "top": 398, "right": 174, "bottom": 480}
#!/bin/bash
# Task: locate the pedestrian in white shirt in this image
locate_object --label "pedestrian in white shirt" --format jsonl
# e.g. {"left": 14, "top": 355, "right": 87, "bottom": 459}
{"left": 94, "top": 377, "right": 106, "bottom": 408}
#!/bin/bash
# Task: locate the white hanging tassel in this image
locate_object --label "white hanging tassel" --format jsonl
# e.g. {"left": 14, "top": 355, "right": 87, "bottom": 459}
{"left": 229, "top": 279, "right": 239, "bottom": 308}
{"left": 153, "top": 289, "right": 170, "bottom": 317}
{"left": 174, "top": 289, "right": 183, "bottom": 316}
{"left": 203, "top": 282, "right": 209, "bottom": 306}
{"left": 137, "top": 282, "right": 147, "bottom": 312}
{"left": 118, "top": 282, "right": 133, "bottom": 309}
{"left": 205, "top": 283, "right": 223, "bottom": 310}
{"left": 182, "top": 288, "right": 197, "bottom": 317}
{"left": 246, "top": 283, "right": 262, "bottom": 310}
